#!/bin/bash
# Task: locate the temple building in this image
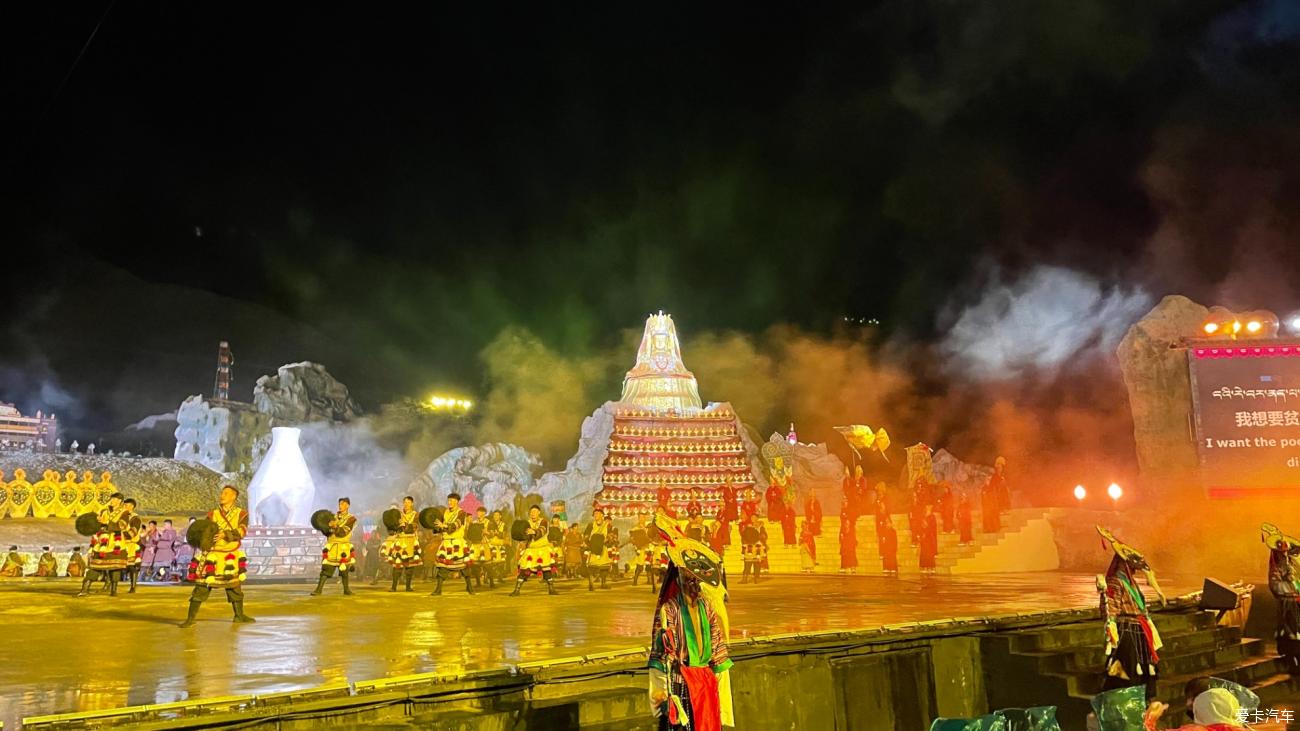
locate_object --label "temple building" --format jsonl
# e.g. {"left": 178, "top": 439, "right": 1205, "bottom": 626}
{"left": 0, "top": 402, "right": 58, "bottom": 452}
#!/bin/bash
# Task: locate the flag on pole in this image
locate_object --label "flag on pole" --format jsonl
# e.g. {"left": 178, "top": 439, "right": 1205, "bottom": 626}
{"left": 834, "top": 425, "right": 891, "bottom": 461}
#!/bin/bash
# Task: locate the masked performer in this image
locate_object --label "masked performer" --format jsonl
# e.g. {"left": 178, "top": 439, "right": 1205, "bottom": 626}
{"left": 311, "top": 497, "right": 357, "bottom": 596}
{"left": 585, "top": 508, "right": 614, "bottom": 591}
{"left": 433, "top": 493, "right": 475, "bottom": 595}
{"left": 180, "top": 485, "right": 254, "bottom": 626}
{"left": 386, "top": 496, "right": 423, "bottom": 592}
{"left": 647, "top": 510, "right": 735, "bottom": 731}
{"left": 79, "top": 492, "right": 129, "bottom": 596}
{"left": 1097, "top": 526, "right": 1166, "bottom": 704}
{"left": 1262, "top": 523, "right": 1300, "bottom": 674}
{"left": 510, "top": 504, "right": 558, "bottom": 596}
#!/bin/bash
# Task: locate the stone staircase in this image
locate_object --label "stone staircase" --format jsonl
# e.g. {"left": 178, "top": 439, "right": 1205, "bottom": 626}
{"left": 982, "top": 608, "right": 1300, "bottom": 728}
{"left": 723, "top": 507, "right": 1057, "bottom": 577}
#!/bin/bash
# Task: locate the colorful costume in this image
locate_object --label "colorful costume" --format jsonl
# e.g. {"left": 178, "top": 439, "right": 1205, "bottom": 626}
{"left": 66, "top": 548, "right": 86, "bottom": 577}
{"left": 311, "top": 509, "right": 357, "bottom": 596}
{"left": 739, "top": 516, "right": 767, "bottom": 584}
{"left": 385, "top": 508, "right": 423, "bottom": 592}
{"left": 82, "top": 503, "right": 130, "bottom": 596}
{"left": 433, "top": 506, "right": 475, "bottom": 595}
{"left": 799, "top": 522, "right": 817, "bottom": 573}
{"left": 1262, "top": 523, "right": 1300, "bottom": 673}
{"left": 486, "top": 516, "right": 509, "bottom": 582}
{"left": 7, "top": 469, "right": 33, "bottom": 519}
{"left": 511, "top": 515, "right": 558, "bottom": 595}
{"left": 181, "top": 499, "right": 254, "bottom": 626}
{"left": 27, "top": 470, "right": 57, "bottom": 519}
{"left": 36, "top": 549, "right": 58, "bottom": 577}
{"left": 585, "top": 520, "right": 614, "bottom": 590}
{"left": 122, "top": 511, "right": 144, "bottom": 593}
{"left": 647, "top": 511, "right": 734, "bottom": 731}
{"left": 153, "top": 525, "right": 178, "bottom": 576}
{"left": 0, "top": 549, "right": 23, "bottom": 577}
{"left": 1098, "top": 526, "right": 1164, "bottom": 700}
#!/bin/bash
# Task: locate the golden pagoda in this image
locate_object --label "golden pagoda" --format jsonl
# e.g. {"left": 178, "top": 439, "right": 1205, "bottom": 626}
{"left": 619, "top": 311, "right": 703, "bottom": 412}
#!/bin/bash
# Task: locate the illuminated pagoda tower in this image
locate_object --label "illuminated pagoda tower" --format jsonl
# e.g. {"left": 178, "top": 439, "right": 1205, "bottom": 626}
{"left": 592, "top": 312, "right": 760, "bottom": 519}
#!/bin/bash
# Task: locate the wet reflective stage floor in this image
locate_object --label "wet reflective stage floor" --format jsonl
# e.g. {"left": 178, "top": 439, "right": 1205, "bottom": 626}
{"left": 0, "top": 571, "right": 1199, "bottom": 726}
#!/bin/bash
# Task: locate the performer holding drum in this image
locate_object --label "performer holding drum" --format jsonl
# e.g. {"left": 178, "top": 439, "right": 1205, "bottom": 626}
{"left": 383, "top": 496, "right": 423, "bottom": 592}
{"left": 180, "top": 485, "right": 255, "bottom": 627}
{"left": 76, "top": 492, "right": 130, "bottom": 597}
{"left": 468, "top": 507, "right": 494, "bottom": 589}
{"left": 584, "top": 508, "right": 614, "bottom": 591}
{"left": 430, "top": 492, "right": 475, "bottom": 596}
{"left": 509, "top": 504, "right": 558, "bottom": 596}
{"left": 486, "top": 509, "right": 510, "bottom": 585}
{"left": 629, "top": 512, "right": 654, "bottom": 588}
{"left": 310, "top": 497, "right": 357, "bottom": 596}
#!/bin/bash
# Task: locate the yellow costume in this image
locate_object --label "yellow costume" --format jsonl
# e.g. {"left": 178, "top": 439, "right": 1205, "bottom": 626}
{"left": 0, "top": 471, "right": 10, "bottom": 518}
{"left": 7, "top": 469, "right": 33, "bottom": 519}
{"left": 54, "top": 470, "right": 79, "bottom": 518}
{"left": 75, "top": 471, "right": 98, "bottom": 515}
{"left": 516, "top": 517, "right": 557, "bottom": 574}
{"left": 384, "top": 509, "right": 423, "bottom": 568}
{"left": 322, "top": 511, "right": 357, "bottom": 569}
{"left": 89, "top": 504, "right": 131, "bottom": 571}
{"left": 95, "top": 472, "right": 117, "bottom": 511}
{"left": 434, "top": 507, "right": 471, "bottom": 571}
{"left": 29, "top": 469, "right": 58, "bottom": 519}
{"left": 192, "top": 506, "right": 248, "bottom": 587}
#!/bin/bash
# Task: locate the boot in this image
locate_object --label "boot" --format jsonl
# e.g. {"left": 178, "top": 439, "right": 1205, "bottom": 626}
{"left": 588, "top": 572, "right": 594, "bottom": 591}
{"left": 77, "top": 572, "right": 94, "bottom": 597}
{"left": 128, "top": 568, "right": 138, "bottom": 594}
{"left": 404, "top": 569, "right": 414, "bottom": 592}
{"left": 179, "top": 599, "right": 201, "bottom": 628}
{"left": 389, "top": 569, "right": 399, "bottom": 592}
{"left": 464, "top": 575, "right": 474, "bottom": 594}
{"left": 509, "top": 577, "right": 525, "bottom": 596}
{"left": 431, "top": 574, "right": 444, "bottom": 596}
{"left": 109, "top": 571, "right": 119, "bottom": 597}
{"left": 546, "top": 576, "right": 558, "bottom": 595}
{"left": 600, "top": 574, "right": 608, "bottom": 590}
{"left": 632, "top": 566, "right": 642, "bottom": 587}
{"left": 311, "top": 573, "right": 328, "bottom": 596}
{"left": 341, "top": 570, "right": 353, "bottom": 596}
{"left": 232, "top": 601, "right": 256, "bottom": 623}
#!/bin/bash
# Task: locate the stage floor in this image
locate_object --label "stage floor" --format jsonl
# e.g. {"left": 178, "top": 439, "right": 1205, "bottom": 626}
{"left": 0, "top": 571, "right": 1200, "bottom": 727}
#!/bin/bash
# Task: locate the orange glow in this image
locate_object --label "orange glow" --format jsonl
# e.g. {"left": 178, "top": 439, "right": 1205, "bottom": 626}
{"left": 1203, "top": 322, "right": 1219, "bottom": 335}
{"left": 1246, "top": 320, "right": 1262, "bottom": 333}
{"left": 1231, "top": 320, "right": 1242, "bottom": 334}
{"left": 1073, "top": 485, "right": 1086, "bottom": 501}
{"left": 1107, "top": 482, "right": 1123, "bottom": 500}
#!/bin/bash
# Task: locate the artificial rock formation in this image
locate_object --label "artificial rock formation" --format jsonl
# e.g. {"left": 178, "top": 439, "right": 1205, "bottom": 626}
{"left": 253, "top": 362, "right": 362, "bottom": 424}
{"left": 173, "top": 395, "right": 269, "bottom": 474}
{"left": 408, "top": 442, "right": 542, "bottom": 512}
{"left": 1116, "top": 295, "right": 1208, "bottom": 477}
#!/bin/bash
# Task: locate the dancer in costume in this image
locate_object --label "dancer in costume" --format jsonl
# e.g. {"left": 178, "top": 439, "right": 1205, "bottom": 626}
{"left": 486, "top": 509, "right": 509, "bottom": 586}
{"left": 0, "top": 546, "right": 23, "bottom": 576}
{"left": 66, "top": 546, "right": 86, "bottom": 577}
{"left": 36, "top": 547, "right": 58, "bottom": 577}
{"left": 510, "top": 505, "right": 558, "bottom": 596}
{"left": 647, "top": 510, "right": 734, "bottom": 731}
{"left": 121, "top": 498, "right": 144, "bottom": 593}
{"left": 79, "top": 492, "right": 129, "bottom": 597}
{"left": 386, "top": 496, "right": 423, "bottom": 592}
{"left": 1262, "top": 523, "right": 1300, "bottom": 674}
{"left": 180, "top": 485, "right": 255, "bottom": 626}
{"left": 798, "top": 520, "right": 817, "bottom": 573}
{"left": 685, "top": 513, "right": 707, "bottom": 542}
{"left": 311, "top": 497, "right": 357, "bottom": 596}
{"left": 584, "top": 508, "right": 614, "bottom": 591}
{"left": 957, "top": 493, "right": 974, "bottom": 545}
{"left": 1097, "top": 526, "right": 1166, "bottom": 704}
{"left": 738, "top": 504, "right": 767, "bottom": 584}
{"left": 432, "top": 492, "right": 474, "bottom": 595}
{"left": 630, "top": 512, "right": 655, "bottom": 587}
{"left": 468, "top": 507, "right": 495, "bottom": 589}
{"left": 917, "top": 503, "right": 938, "bottom": 574}
{"left": 563, "top": 522, "right": 585, "bottom": 579}
{"left": 838, "top": 507, "right": 858, "bottom": 574}
{"left": 876, "top": 499, "right": 898, "bottom": 576}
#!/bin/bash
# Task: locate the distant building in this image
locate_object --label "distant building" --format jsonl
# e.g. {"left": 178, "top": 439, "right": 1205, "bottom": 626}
{"left": 0, "top": 403, "right": 58, "bottom": 452}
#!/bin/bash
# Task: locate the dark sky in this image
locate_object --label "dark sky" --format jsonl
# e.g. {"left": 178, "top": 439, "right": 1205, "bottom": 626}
{"left": 4, "top": 1, "right": 1300, "bottom": 437}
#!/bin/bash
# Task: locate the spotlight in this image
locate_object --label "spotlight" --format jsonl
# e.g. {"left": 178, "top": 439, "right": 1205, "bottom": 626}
{"left": 1203, "top": 322, "right": 1219, "bottom": 335}
{"left": 1288, "top": 314, "right": 1300, "bottom": 335}
{"left": 1246, "top": 320, "right": 1262, "bottom": 334}
{"left": 1107, "top": 483, "right": 1123, "bottom": 501}
{"left": 1073, "top": 485, "right": 1086, "bottom": 501}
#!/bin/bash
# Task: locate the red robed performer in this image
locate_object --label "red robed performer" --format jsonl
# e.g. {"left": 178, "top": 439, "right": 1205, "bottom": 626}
{"left": 658, "top": 482, "right": 677, "bottom": 519}
{"left": 957, "top": 495, "right": 973, "bottom": 545}
{"left": 803, "top": 492, "right": 822, "bottom": 537}
{"left": 764, "top": 481, "right": 783, "bottom": 522}
{"left": 839, "top": 512, "right": 858, "bottom": 572}
{"left": 918, "top": 505, "right": 938, "bottom": 572}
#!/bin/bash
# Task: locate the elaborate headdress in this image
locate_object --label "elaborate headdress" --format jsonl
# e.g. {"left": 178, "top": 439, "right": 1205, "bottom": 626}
{"left": 1096, "top": 525, "right": 1148, "bottom": 569}
{"left": 652, "top": 510, "right": 730, "bottom": 636}
{"left": 1261, "top": 523, "right": 1300, "bottom": 552}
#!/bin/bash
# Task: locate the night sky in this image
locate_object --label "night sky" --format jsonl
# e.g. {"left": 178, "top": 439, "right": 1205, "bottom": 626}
{"left": 5, "top": 2, "right": 1300, "bottom": 441}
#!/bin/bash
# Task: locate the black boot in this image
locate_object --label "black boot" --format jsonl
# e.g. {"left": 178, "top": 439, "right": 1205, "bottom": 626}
{"left": 341, "top": 570, "right": 353, "bottom": 596}
{"left": 546, "top": 576, "right": 558, "bottom": 595}
{"left": 179, "top": 599, "right": 202, "bottom": 628}
{"left": 509, "top": 577, "right": 525, "bottom": 596}
{"left": 588, "top": 572, "right": 594, "bottom": 591}
{"left": 109, "top": 571, "right": 119, "bottom": 597}
{"left": 311, "top": 573, "right": 328, "bottom": 596}
{"left": 389, "top": 569, "right": 399, "bottom": 592}
{"left": 405, "top": 569, "right": 414, "bottom": 592}
{"left": 431, "top": 574, "right": 443, "bottom": 596}
{"left": 232, "top": 601, "right": 255, "bottom": 623}
{"left": 464, "top": 574, "right": 474, "bottom": 594}
{"left": 77, "top": 571, "right": 95, "bottom": 597}
{"left": 601, "top": 573, "right": 608, "bottom": 590}
{"left": 128, "top": 568, "right": 138, "bottom": 594}
{"left": 632, "top": 566, "right": 642, "bottom": 587}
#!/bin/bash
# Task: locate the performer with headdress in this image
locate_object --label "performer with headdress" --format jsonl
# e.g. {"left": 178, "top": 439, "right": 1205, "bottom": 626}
{"left": 120, "top": 498, "right": 144, "bottom": 593}
{"left": 1097, "top": 526, "right": 1166, "bottom": 704}
{"left": 1262, "top": 523, "right": 1300, "bottom": 674}
{"left": 385, "top": 496, "right": 423, "bottom": 592}
{"left": 66, "top": 546, "right": 86, "bottom": 577}
{"left": 78, "top": 492, "right": 130, "bottom": 597}
{"left": 738, "top": 503, "right": 767, "bottom": 584}
{"left": 180, "top": 485, "right": 254, "bottom": 627}
{"left": 36, "top": 547, "right": 58, "bottom": 577}
{"left": 647, "top": 510, "right": 734, "bottom": 731}
{"left": 0, "top": 546, "right": 23, "bottom": 577}
{"left": 310, "top": 497, "right": 357, "bottom": 596}
{"left": 584, "top": 508, "right": 614, "bottom": 591}
{"left": 432, "top": 493, "right": 475, "bottom": 595}
{"left": 509, "top": 504, "right": 558, "bottom": 596}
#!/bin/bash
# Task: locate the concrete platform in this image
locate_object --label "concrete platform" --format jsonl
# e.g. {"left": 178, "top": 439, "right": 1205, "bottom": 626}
{"left": 0, "top": 570, "right": 1205, "bottom": 728}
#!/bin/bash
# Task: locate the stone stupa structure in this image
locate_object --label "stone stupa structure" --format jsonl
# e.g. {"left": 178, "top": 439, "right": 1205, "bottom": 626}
{"left": 536, "top": 312, "right": 763, "bottom": 521}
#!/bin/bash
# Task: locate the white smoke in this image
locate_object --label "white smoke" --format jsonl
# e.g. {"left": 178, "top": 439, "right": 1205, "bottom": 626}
{"left": 941, "top": 266, "right": 1152, "bottom": 379}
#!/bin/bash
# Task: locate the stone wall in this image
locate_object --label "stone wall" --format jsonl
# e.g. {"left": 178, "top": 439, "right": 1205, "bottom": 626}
{"left": 242, "top": 526, "right": 321, "bottom": 579}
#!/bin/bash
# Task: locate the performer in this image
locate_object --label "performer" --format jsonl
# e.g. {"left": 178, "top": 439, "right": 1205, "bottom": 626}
{"left": 708, "top": 514, "right": 730, "bottom": 560}
{"left": 121, "top": 498, "right": 144, "bottom": 593}
{"left": 763, "top": 479, "right": 783, "bottom": 525}
{"left": 630, "top": 512, "right": 655, "bottom": 587}
{"left": 918, "top": 503, "right": 938, "bottom": 574}
{"left": 432, "top": 493, "right": 474, "bottom": 595}
{"left": 7, "top": 468, "right": 33, "bottom": 519}
{"left": 803, "top": 490, "right": 822, "bottom": 537}
{"left": 738, "top": 508, "right": 767, "bottom": 584}
{"left": 386, "top": 496, "right": 423, "bottom": 592}
{"left": 510, "top": 504, "right": 558, "bottom": 596}
{"left": 647, "top": 511, "right": 734, "bottom": 731}
{"left": 719, "top": 479, "right": 738, "bottom": 523}
{"left": 602, "top": 513, "right": 621, "bottom": 578}
{"left": 877, "top": 510, "right": 898, "bottom": 576}
{"left": 584, "top": 508, "right": 614, "bottom": 590}
{"left": 1097, "top": 526, "right": 1166, "bottom": 703}
{"left": 841, "top": 466, "right": 856, "bottom": 524}
{"left": 798, "top": 520, "right": 817, "bottom": 573}
{"left": 685, "top": 513, "right": 706, "bottom": 542}
{"left": 154, "top": 519, "right": 178, "bottom": 579}
{"left": 685, "top": 490, "right": 703, "bottom": 521}
{"left": 650, "top": 530, "right": 670, "bottom": 593}
{"left": 563, "top": 522, "right": 585, "bottom": 579}
{"left": 362, "top": 529, "right": 383, "bottom": 583}
{"left": 468, "top": 507, "right": 495, "bottom": 588}
{"left": 79, "top": 492, "right": 129, "bottom": 597}
{"left": 174, "top": 519, "right": 196, "bottom": 577}
{"left": 982, "top": 464, "right": 1004, "bottom": 533}
{"left": 937, "top": 481, "right": 955, "bottom": 534}
{"left": 180, "top": 485, "right": 255, "bottom": 627}
{"left": 1262, "top": 523, "right": 1300, "bottom": 674}
{"left": 0, "top": 546, "right": 23, "bottom": 577}
{"left": 36, "top": 547, "right": 58, "bottom": 577}
{"left": 990, "top": 456, "right": 1011, "bottom": 513}
{"left": 657, "top": 481, "right": 676, "bottom": 518}
{"left": 66, "top": 546, "right": 86, "bottom": 577}
{"left": 140, "top": 520, "right": 160, "bottom": 577}
{"left": 838, "top": 509, "right": 858, "bottom": 574}
{"left": 486, "top": 509, "right": 509, "bottom": 586}
{"left": 957, "top": 493, "right": 974, "bottom": 545}
{"left": 311, "top": 497, "right": 357, "bottom": 596}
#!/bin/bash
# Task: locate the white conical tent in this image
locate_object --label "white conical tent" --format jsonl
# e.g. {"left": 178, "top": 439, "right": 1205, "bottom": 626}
{"left": 247, "top": 426, "right": 317, "bottom": 526}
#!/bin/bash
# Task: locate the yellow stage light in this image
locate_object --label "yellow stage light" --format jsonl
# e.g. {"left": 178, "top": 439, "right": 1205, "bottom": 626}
{"left": 1107, "top": 482, "right": 1123, "bottom": 501}
{"left": 1231, "top": 320, "right": 1242, "bottom": 334}
{"left": 1073, "top": 485, "right": 1086, "bottom": 501}
{"left": 1246, "top": 320, "right": 1262, "bottom": 333}
{"left": 1203, "top": 322, "right": 1219, "bottom": 335}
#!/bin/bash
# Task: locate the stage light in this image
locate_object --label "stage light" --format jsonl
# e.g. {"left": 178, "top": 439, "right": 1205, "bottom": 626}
{"left": 1231, "top": 320, "right": 1242, "bottom": 335}
{"left": 1246, "top": 320, "right": 1262, "bottom": 334}
{"left": 428, "top": 394, "right": 474, "bottom": 413}
{"left": 1288, "top": 314, "right": 1300, "bottom": 334}
{"left": 1107, "top": 482, "right": 1123, "bottom": 501}
{"left": 1203, "top": 322, "right": 1219, "bottom": 335}
{"left": 1073, "top": 485, "right": 1086, "bottom": 501}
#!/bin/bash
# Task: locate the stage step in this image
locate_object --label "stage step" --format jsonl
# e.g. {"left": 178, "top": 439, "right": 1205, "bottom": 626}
{"left": 722, "top": 508, "right": 1057, "bottom": 577}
